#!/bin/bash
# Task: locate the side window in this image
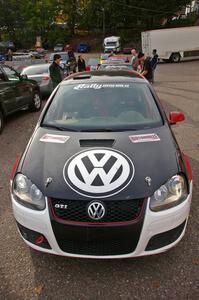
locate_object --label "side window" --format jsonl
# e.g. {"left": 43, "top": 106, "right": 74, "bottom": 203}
{"left": 2, "top": 66, "right": 20, "bottom": 81}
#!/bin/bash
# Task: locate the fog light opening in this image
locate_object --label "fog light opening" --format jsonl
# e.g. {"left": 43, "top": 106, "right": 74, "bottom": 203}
{"left": 35, "top": 235, "right": 45, "bottom": 245}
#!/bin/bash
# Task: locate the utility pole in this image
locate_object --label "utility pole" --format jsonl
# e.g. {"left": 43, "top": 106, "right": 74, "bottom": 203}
{"left": 102, "top": 8, "right": 105, "bottom": 37}
{"left": 190, "top": 0, "right": 192, "bottom": 13}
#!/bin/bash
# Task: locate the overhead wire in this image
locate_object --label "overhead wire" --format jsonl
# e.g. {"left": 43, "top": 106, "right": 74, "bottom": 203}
{"left": 106, "top": 0, "right": 179, "bottom": 15}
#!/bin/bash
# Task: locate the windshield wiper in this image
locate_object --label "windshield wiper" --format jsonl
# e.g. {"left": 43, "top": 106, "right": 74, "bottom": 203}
{"left": 41, "top": 124, "right": 79, "bottom": 132}
{"left": 80, "top": 128, "right": 114, "bottom": 132}
{"left": 80, "top": 128, "right": 138, "bottom": 132}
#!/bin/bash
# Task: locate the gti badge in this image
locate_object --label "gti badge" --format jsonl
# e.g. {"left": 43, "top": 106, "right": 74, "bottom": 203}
{"left": 145, "top": 176, "right": 152, "bottom": 186}
{"left": 55, "top": 204, "right": 68, "bottom": 209}
{"left": 87, "top": 201, "right": 105, "bottom": 220}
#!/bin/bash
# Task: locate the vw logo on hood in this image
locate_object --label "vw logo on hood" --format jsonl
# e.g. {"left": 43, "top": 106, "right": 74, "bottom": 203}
{"left": 63, "top": 148, "right": 135, "bottom": 198}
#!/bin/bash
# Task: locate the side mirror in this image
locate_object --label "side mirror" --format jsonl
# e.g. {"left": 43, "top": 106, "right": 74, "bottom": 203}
{"left": 20, "top": 74, "right": 28, "bottom": 80}
{"left": 169, "top": 111, "right": 185, "bottom": 125}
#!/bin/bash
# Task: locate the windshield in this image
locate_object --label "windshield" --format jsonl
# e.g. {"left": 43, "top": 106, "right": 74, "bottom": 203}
{"left": 100, "top": 54, "right": 109, "bottom": 60}
{"left": 22, "top": 65, "right": 49, "bottom": 75}
{"left": 106, "top": 42, "right": 117, "bottom": 46}
{"left": 42, "top": 82, "right": 163, "bottom": 132}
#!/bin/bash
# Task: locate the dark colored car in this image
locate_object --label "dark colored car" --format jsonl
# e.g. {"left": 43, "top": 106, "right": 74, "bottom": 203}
{"left": 77, "top": 43, "right": 91, "bottom": 53}
{"left": 10, "top": 71, "right": 192, "bottom": 259}
{"left": 0, "top": 54, "right": 6, "bottom": 61}
{"left": 64, "top": 44, "right": 74, "bottom": 52}
{"left": 123, "top": 47, "right": 133, "bottom": 54}
{"left": 0, "top": 64, "right": 41, "bottom": 133}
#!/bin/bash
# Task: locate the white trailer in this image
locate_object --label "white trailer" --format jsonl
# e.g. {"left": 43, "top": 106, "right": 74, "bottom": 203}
{"left": 142, "top": 26, "right": 199, "bottom": 62}
{"left": 103, "top": 36, "right": 121, "bottom": 53}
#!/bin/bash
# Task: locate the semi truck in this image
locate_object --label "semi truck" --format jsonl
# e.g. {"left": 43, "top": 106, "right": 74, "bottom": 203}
{"left": 141, "top": 26, "right": 199, "bottom": 62}
{"left": 103, "top": 36, "right": 121, "bottom": 53}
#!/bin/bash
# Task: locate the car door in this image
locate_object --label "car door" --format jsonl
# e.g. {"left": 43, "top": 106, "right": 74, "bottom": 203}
{"left": 0, "top": 66, "right": 17, "bottom": 115}
{"left": 1, "top": 65, "right": 32, "bottom": 109}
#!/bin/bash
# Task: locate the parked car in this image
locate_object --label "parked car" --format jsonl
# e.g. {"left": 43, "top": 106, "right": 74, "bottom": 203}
{"left": 21, "top": 64, "right": 53, "bottom": 97}
{"left": 0, "top": 64, "right": 41, "bottom": 133}
{"left": 99, "top": 53, "right": 112, "bottom": 64}
{"left": 0, "top": 54, "right": 6, "bottom": 61}
{"left": 123, "top": 47, "right": 133, "bottom": 54}
{"left": 10, "top": 70, "right": 192, "bottom": 259}
{"left": 28, "top": 49, "right": 44, "bottom": 59}
{"left": 77, "top": 43, "right": 91, "bottom": 53}
{"left": 48, "top": 52, "right": 76, "bottom": 74}
{"left": 53, "top": 44, "right": 64, "bottom": 52}
{"left": 85, "top": 58, "right": 100, "bottom": 71}
{"left": 107, "top": 55, "right": 130, "bottom": 63}
{"left": 64, "top": 44, "right": 74, "bottom": 52}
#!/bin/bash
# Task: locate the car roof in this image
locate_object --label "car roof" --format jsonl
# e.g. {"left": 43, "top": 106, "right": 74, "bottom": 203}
{"left": 21, "top": 64, "right": 50, "bottom": 72}
{"left": 62, "top": 71, "right": 147, "bottom": 85}
{"left": 51, "top": 52, "right": 68, "bottom": 55}
{"left": 110, "top": 55, "right": 128, "bottom": 58}
{"left": 101, "top": 63, "right": 131, "bottom": 66}
{"left": 22, "top": 63, "right": 50, "bottom": 69}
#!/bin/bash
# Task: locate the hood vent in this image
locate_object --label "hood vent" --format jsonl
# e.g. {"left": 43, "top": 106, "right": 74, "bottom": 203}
{"left": 79, "top": 139, "right": 115, "bottom": 147}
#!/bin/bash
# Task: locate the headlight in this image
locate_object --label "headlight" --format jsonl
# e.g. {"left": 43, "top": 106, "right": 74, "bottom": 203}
{"left": 12, "top": 173, "right": 45, "bottom": 210}
{"left": 150, "top": 175, "right": 188, "bottom": 212}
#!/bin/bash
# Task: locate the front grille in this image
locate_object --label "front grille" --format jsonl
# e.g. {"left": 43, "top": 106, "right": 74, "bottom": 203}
{"left": 58, "top": 238, "right": 136, "bottom": 256}
{"left": 50, "top": 198, "right": 144, "bottom": 223}
{"left": 51, "top": 220, "right": 145, "bottom": 256}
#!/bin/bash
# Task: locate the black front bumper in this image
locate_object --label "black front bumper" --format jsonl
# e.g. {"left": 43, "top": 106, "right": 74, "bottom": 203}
{"left": 50, "top": 200, "right": 147, "bottom": 256}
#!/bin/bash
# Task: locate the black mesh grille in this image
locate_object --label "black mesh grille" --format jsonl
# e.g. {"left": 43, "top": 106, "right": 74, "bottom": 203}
{"left": 58, "top": 239, "right": 136, "bottom": 256}
{"left": 50, "top": 198, "right": 144, "bottom": 223}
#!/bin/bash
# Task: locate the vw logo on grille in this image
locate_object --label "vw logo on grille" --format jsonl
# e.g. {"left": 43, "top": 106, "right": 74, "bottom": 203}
{"left": 87, "top": 202, "right": 106, "bottom": 220}
{"left": 63, "top": 148, "right": 135, "bottom": 198}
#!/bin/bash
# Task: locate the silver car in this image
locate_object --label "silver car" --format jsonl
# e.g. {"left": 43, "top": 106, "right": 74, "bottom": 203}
{"left": 21, "top": 64, "right": 53, "bottom": 97}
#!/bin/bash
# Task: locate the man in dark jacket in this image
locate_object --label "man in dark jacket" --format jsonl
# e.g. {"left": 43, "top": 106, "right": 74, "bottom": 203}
{"left": 49, "top": 54, "right": 63, "bottom": 88}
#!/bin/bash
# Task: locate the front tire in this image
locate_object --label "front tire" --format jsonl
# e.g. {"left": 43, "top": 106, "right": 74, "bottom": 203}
{"left": 0, "top": 110, "right": 4, "bottom": 134}
{"left": 170, "top": 53, "right": 181, "bottom": 63}
{"left": 29, "top": 91, "right": 42, "bottom": 112}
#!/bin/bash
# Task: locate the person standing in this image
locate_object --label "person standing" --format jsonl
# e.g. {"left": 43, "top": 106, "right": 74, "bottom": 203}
{"left": 138, "top": 52, "right": 153, "bottom": 84}
{"left": 151, "top": 49, "right": 159, "bottom": 83}
{"left": 131, "top": 48, "right": 139, "bottom": 71}
{"left": 49, "top": 54, "right": 63, "bottom": 89}
{"left": 77, "top": 55, "right": 86, "bottom": 72}
{"left": 7, "top": 48, "right": 13, "bottom": 61}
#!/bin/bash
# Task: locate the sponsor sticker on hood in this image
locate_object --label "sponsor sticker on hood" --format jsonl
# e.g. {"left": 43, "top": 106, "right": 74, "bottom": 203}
{"left": 40, "top": 134, "right": 70, "bottom": 144}
{"left": 129, "top": 133, "right": 160, "bottom": 143}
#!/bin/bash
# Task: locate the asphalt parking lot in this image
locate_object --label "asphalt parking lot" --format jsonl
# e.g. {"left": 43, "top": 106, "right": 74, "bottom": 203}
{"left": 0, "top": 59, "right": 199, "bottom": 300}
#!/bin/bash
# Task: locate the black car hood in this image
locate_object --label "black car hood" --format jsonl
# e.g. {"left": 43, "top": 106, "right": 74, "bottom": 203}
{"left": 21, "top": 126, "right": 181, "bottom": 200}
